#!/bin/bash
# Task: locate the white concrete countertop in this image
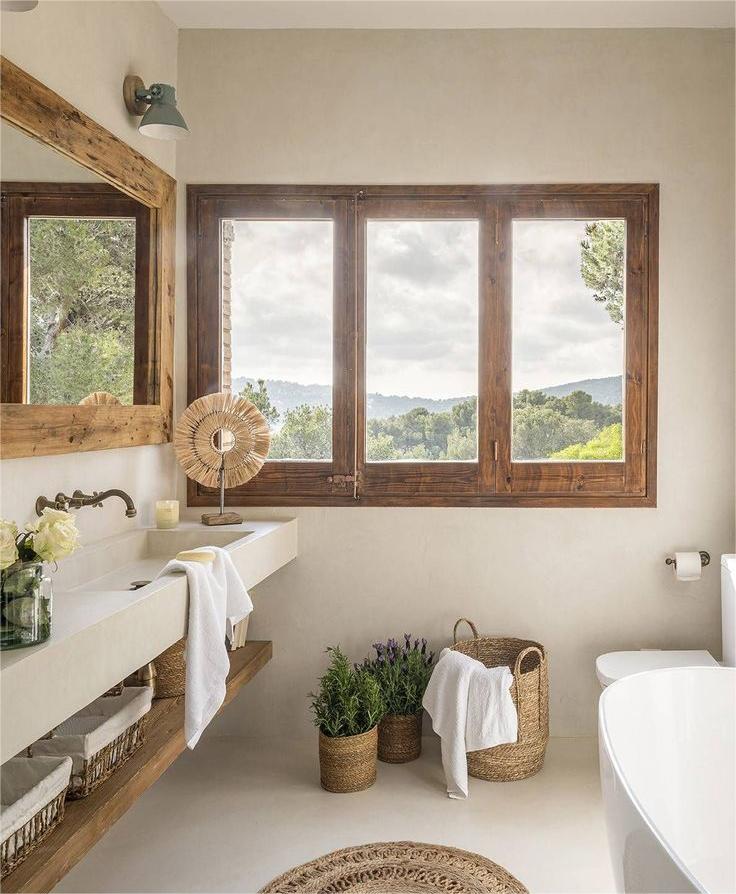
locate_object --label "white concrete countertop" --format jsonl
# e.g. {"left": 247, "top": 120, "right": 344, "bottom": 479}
{"left": 0, "top": 519, "right": 297, "bottom": 763}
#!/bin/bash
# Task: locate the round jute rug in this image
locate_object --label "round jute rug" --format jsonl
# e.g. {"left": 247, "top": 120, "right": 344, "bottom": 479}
{"left": 259, "top": 841, "right": 528, "bottom": 893}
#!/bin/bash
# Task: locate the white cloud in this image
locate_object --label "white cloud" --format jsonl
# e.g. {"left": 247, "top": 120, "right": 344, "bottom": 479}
{"left": 230, "top": 219, "right": 333, "bottom": 386}
{"left": 366, "top": 219, "right": 478, "bottom": 399}
{"left": 229, "top": 215, "right": 625, "bottom": 400}
{"left": 512, "top": 219, "right": 624, "bottom": 391}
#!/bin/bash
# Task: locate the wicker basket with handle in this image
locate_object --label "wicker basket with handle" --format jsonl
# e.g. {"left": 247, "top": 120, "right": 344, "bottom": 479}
{"left": 451, "top": 618, "right": 549, "bottom": 781}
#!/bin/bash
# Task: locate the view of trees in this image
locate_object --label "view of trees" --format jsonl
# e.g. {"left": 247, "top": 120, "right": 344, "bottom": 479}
{"left": 580, "top": 219, "right": 625, "bottom": 326}
{"left": 28, "top": 217, "right": 136, "bottom": 404}
{"left": 240, "top": 378, "right": 623, "bottom": 462}
{"left": 237, "top": 219, "right": 626, "bottom": 463}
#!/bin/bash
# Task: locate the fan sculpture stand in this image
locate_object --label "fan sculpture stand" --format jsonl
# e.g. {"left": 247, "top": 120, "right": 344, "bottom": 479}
{"left": 202, "top": 461, "right": 243, "bottom": 526}
{"left": 174, "top": 392, "right": 271, "bottom": 528}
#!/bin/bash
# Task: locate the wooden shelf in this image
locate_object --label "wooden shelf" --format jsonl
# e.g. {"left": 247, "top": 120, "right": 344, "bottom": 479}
{"left": 3, "top": 641, "right": 272, "bottom": 894}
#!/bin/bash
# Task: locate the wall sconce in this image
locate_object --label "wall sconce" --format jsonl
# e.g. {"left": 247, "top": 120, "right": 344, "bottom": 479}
{"left": 123, "top": 75, "right": 189, "bottom": 141}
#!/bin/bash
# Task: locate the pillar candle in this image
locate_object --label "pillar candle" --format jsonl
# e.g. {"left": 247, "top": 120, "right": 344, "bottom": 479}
{"left": 155, "top": 500, "right": 179, "bottom": 529}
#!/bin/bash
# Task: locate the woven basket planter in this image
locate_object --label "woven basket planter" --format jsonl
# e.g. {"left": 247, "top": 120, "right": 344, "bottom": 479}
{"left": 318, "top": 726, "right": 378, "bottom": 793}
{"left": 451, "top": 618, "right": 549, "bottom": 782}
{"left": 378, "top": 712, "right": 423, "bottom": 763}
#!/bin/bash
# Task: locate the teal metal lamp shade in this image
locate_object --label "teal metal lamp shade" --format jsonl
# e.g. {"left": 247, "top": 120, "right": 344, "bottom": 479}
{"left": 138, "top": 84, "right": 189, "bottom": 141}
{"left": 123, "top": 77, "right": 189, "bottom": 141}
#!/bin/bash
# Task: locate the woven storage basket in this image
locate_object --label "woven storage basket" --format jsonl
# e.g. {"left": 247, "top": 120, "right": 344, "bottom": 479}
{"left": 154, "top": 637, "right": 187, "bottom": 698}
{"left": 378, "top": 712, "right": 423, "bottom": 764}
{"left": 1, "top": 755, "right": 71, "bottom": 878}
{"left": 30, "top": 687, "right": 152, "bottom": 799}
{"left": 451, "top": 618, "right": 549, "bottom": 781}
{"left": 319, "top": 726, "right": 378, "bottom": 793}
{"left": 156, "top": 616, "right": 250, "bottom": 696}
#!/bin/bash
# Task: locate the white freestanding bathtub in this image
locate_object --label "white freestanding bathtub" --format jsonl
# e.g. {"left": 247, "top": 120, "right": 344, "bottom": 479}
{"left": 599, "top": 667, "right": 735, "bottom": 894}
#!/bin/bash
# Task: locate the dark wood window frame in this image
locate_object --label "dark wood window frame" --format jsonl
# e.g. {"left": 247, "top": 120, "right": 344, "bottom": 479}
{"left": 1, "top": 182, "right": 155, "bottom": 405}
{"left": 188, "top": 184, "right": 658, "bottom": 508}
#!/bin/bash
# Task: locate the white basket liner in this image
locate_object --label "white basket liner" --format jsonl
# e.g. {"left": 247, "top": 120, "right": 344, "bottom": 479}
{"left": 30, "top": 687, "right": 152, "bottom": 774}
{"left": 1, "top": 755, "right": 72, "bottom": 842}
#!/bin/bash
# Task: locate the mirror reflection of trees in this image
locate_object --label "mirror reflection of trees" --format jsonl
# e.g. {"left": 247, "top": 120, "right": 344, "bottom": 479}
{"left": 28, "top": 217, "right": 136, "bottom": 404}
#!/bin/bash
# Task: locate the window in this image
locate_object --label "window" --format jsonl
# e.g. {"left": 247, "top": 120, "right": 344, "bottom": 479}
{"left": 511, "top": 218, "right": 625, "bottom": 462}
{"left": 224, "top": 218, "right": 334, "bottom": 460}
{"left": 365, "top": 218, "right": 479, "bottom": 462}
{"left": 188, "top": 185, "right": 658, "bottom": 507}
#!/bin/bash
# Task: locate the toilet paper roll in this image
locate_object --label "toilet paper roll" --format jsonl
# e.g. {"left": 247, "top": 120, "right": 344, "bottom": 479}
{"left": 674, "top": 552, "right": 702, "bottom": 581}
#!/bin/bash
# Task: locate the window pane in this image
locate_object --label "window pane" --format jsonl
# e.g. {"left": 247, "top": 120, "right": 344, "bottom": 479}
{"left": 365, "top": 220, "right": 478, "bottom": 462}
{"left": 512, "top": 219, "right": 625, "bottom": 462}
{"left": 225, "top": 219, "right": 333, "bottom": 461}
{"left": 27, "top": 217, "right": 136, "bottom": 405}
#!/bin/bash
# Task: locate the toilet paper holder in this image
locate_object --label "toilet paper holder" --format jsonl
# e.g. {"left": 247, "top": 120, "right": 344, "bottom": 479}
{"left": 665, "top": 551, "right": 710, "bottom": 569}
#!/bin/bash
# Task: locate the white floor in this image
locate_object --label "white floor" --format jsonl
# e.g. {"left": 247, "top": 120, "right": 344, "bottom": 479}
{"left": 56, "top": 736, "right": 615, "bottom": 894}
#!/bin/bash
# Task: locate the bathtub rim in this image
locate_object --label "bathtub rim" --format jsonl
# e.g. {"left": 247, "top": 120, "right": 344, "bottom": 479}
{"left": 598, "top": 665, "right": 735, "bottom": 894}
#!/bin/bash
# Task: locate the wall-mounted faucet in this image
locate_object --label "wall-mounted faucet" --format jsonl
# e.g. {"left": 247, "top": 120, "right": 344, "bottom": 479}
{"left": 35, "top": 489, "right": 137, "bottom": 518}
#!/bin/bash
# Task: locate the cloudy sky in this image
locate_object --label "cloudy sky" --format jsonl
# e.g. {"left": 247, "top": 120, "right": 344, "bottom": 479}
{"left": 230, "top": 219, "right": 334, "bottom": 389}
{"left": 512, "top": 219, "right": 624, "bottom": 392}
{"left": 229, "top": 216, "right": 624, "bottom": 399}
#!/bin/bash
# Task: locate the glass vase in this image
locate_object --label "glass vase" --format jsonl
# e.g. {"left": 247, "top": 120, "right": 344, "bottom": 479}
{"left": 0, "top": 561, "right": 52, "bottom": 650}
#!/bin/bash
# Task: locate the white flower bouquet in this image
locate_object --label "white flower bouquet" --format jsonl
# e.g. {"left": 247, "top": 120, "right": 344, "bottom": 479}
{"left": 1, "top": 510, "right": 80, "bottom": 650}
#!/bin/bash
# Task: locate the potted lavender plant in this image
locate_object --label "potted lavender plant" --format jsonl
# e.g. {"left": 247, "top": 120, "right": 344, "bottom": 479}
{"left": 363, "top": 634, "right": 435, "bottom": 763}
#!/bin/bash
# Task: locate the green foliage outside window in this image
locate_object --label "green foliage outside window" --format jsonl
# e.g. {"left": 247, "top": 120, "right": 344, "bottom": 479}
{"left": 551, "top": 423, "right": 623, "bottom": 460}
{"left": 269, "top": 403, "right": 333, "bottom": 460}
{"left": 239, "top": 378, "right": 279, "bottom": 425}
{"left": 580, "top": 219, "right": 625, "bottom": 326}
{"left": 242, "top": 380, "right": 622, "bottom": 462}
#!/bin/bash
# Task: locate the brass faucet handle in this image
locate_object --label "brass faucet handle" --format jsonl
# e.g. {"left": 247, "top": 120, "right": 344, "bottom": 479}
{"left": 35, "top": 494, "right": 69, "bottom": 515}
{"left": 71, "top": 489, "right": 103, "bottom": 508}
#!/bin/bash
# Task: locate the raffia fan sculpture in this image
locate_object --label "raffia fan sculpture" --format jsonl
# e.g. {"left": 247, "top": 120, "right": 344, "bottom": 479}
{"left": 78, "top": 391, "right": 122, "bottom": 406}
{"left": 174, "top": 391, "right": 270, "bottom": 526}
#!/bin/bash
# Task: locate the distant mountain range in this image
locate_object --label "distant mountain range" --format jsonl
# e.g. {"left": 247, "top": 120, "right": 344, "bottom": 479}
{"left": 232, "top": 374, "right": 622, "bottom": 424}
{"left": 534, "top": 375, "right": 622, "bottom": 407}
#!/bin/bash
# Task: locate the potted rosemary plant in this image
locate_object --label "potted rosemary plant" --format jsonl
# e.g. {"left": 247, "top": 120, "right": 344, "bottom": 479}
{"left": 0, "top": 509, "right": 80, "bottom": 650}
{"left": 363, "top": 634, "right": 435, "bottom": 763}
{"left": 310, "top": 646, "right": 384, "bottom": 793}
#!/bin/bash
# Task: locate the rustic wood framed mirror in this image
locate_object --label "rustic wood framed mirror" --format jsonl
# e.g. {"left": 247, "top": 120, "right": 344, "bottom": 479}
{"left": 0, "top": 57, "right": 175, "bottom": 458}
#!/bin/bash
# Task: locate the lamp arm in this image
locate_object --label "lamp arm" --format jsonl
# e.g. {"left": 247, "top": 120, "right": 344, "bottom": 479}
{"left": 134, "top": 86, "right": 154, "bottom": 104}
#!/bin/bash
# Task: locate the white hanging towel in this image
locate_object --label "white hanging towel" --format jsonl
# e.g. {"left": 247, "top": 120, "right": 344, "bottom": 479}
{"left": 205, "top": 546, "right": 254, "bottom": 644}
{"left": 422, "top": 648, "right": 517, "bottom": 799}
{"left": 156, "top": 546, "right": 253, "bottom": 749}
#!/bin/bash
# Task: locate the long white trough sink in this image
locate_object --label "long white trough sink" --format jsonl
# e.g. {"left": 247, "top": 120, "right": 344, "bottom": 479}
{"left": 0, "top": 520, "right": 297, "bottom": 763}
